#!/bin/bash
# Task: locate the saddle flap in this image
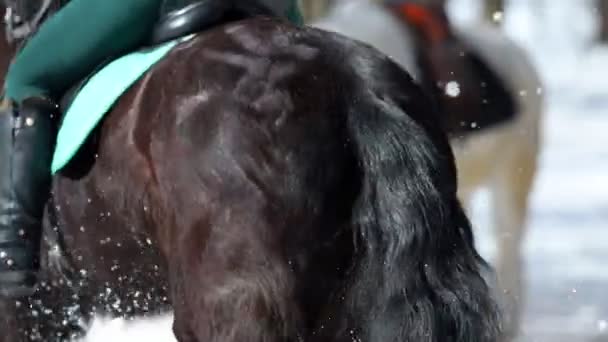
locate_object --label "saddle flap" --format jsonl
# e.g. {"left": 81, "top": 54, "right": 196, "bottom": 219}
{"left": 51, "top": 36, "right": 192, "bottom": 175}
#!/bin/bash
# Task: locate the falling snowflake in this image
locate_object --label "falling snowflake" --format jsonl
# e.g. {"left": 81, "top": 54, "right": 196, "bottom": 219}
{"left": 445, "top": 81, "right": 461, "bottom": 97}
{"left": 492, "top": 11, "right": 504, "bottom": 23}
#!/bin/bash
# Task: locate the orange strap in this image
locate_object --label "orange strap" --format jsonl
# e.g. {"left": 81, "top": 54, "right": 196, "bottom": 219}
{"left": 395, "top": 3, "right": 449, "bottom": 44}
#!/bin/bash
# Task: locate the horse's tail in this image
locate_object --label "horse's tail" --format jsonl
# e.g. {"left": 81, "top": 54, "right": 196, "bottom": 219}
{"left": 344, "top": 96, "right": 501, "bottom": 341}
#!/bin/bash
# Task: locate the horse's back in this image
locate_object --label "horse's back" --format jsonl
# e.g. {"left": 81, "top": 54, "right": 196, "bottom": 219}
{"left": 141, "top": 15, "right": 426, "bottom": 145}
{"left": 137, "top": 16, "right": 429, "bottom": 256}
{"left": 131, "top": 17, "right": 415, "bottom": 340}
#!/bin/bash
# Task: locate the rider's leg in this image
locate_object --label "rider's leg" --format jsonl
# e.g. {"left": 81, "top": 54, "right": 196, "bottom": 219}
{"left": 0, "top": 97, "right": 57, "bottom": 297}
{"left": 0, "top": 0, "right": 161, "bottom": 298}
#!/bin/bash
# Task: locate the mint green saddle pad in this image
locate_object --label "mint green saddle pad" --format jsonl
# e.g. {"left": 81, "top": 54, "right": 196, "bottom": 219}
{"left": 50, "top": 35, "right": 194, "bottom": 174}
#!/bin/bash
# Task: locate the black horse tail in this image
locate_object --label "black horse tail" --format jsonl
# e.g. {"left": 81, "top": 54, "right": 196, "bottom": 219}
{"left": 344, "top": 91, "right": 501, "bottom": 341}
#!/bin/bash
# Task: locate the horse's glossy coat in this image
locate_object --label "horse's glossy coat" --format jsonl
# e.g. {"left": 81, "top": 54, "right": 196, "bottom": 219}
{"left": 0, "top": 12, "right": 500, "bottom": 342}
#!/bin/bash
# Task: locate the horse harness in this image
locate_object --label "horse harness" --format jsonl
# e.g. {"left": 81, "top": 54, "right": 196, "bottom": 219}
{"left": 386, "top": 2, "right": 517, "bottom": 137}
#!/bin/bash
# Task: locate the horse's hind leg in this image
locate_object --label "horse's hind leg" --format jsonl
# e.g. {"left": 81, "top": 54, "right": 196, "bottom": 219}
{"left": 491, "top": 140, "right": 538, "bottom": 341}
{"left": 0, "top": 277, "right": 93, "bottom": 342}
{"left": 168, "top": 214, "right": 302, "bottom": 342}
{"left": 0, "top": 232, "right": 94, "bottom": 341}
{"left": 169, "top": 243, "right": 301, "bottom": 342}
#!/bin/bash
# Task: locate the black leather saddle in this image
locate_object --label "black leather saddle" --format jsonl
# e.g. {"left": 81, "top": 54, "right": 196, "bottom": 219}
{"left": 151, "top": 0, "right": 281, "bottom": 45}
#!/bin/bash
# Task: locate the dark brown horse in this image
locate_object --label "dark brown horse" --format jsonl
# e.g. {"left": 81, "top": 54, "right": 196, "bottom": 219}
{"left": 0, "top": 4, "right": 500, "bottom": 342}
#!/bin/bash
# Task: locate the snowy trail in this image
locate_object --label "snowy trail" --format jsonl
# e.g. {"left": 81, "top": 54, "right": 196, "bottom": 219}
{"left": 471, "top": 83, "right": 608, "bottom": 341}
{"left": 454, "top": 1, "right": 608, "bottom": 339}
{"left": 82, "top": 1, "right": 608, "bottom": 341}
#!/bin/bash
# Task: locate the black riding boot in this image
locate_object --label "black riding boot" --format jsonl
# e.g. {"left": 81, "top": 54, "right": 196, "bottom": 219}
{"left": 0, "top": 97, "right": 57, "bottom": 298}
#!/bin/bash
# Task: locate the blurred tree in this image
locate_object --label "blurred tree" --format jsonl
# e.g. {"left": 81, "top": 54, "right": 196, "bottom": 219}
{"left": 484, "top": 0, "right": 505, "bottom": 25}
{"left": 598, "top": 0, "right": 608, "bottom": 43}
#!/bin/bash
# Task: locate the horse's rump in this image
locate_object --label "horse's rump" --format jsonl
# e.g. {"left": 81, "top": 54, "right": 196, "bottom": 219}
{"left": 23, "top": 16, "right": 501, "bottom": 342}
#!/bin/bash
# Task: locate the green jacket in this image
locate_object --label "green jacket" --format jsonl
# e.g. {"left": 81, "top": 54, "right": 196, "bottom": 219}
{"left": 4, "top": 0, "right": 303, "bottom": 102}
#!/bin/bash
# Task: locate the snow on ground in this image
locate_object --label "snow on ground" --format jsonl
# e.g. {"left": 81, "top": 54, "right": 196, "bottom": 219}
{"left": 83, "top": 0, "right": 608, "bottom": 341}
{"left": 462, "top": 0, "right": 608, "bottom": 340}
{"left": 84, "top": 315, "right": 176, "bottom": 342}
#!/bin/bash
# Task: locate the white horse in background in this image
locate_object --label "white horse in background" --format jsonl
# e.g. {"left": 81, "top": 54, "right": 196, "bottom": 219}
{"left": 313, "top": 1, "right": 543, "bottom": 340}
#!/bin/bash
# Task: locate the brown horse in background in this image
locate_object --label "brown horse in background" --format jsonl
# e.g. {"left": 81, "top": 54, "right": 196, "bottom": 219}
{"left": 0, "top": 3, "right": 500, "bottom": 341}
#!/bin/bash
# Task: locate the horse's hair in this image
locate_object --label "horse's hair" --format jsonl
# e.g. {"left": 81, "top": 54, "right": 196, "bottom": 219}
{"left": 0, "top": 13, "right": 501, "bottom": 341}
{"left": 339, "top": 42, "right": 501, "bottom": 341}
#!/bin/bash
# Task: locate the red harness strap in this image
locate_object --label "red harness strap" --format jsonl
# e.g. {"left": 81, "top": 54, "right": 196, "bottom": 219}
{"left": 391, "top": 3, "right": 450, "bottom": 44}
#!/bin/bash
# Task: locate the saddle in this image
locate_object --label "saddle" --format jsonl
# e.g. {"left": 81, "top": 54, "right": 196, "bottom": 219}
{"left": 387, "top": 2, "right": 517, "bottom": 137}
